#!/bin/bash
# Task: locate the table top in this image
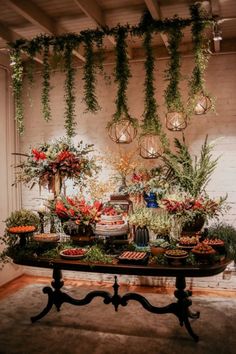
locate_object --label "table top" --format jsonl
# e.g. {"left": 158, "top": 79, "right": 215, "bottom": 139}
{"left": 14, "top": 256, "right": 231, "bottom": 278}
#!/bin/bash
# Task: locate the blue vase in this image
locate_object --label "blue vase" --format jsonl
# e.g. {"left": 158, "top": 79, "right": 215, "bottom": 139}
{"left": 144, "top": 192, "right": 158, "bottom": 208}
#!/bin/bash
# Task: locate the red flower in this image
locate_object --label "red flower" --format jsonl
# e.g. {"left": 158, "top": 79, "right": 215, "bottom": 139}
{"left": 57, "top": 151, "right": 73, "bottom": 162}
{"left": 32, "top": 149, "right": 46, "bottom": 161}
{"left": 55, "top": 200, "right": 69, "bottom": 219}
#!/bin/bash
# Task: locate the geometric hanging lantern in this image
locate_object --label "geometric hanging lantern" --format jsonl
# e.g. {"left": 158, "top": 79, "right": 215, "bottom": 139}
{"left": 139, "top": 133, "right": 163, "bottom": 159}
{"left": 194, "top": 93, "right": 212, "bottom": 115}
{"left": 166, "top": 111, "right": 187, "bottom": 131}
{"left": 108, "top": 118, "right": 137, "bottom": 144}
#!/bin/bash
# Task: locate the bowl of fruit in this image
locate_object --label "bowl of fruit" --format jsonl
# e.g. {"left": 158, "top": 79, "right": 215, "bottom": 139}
{"left": 202, "top": 238, "right": 225, "bottom": 253}
{"left": 192, "top": 243, "right": 216, "bottom": 262}
{"left": 60, "top": 248, "right": 88, "bottom": 260}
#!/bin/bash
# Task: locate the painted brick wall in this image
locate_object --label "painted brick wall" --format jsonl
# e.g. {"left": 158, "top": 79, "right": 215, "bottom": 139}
{"left": 20, "top": 53, "right": 236, "bottom": 225}
{"left": 17, "top": 52, "right": 236, "bottom": 288}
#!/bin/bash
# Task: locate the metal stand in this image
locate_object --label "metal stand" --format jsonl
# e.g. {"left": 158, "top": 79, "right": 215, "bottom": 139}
{"left": 31, "top": 268, "right": 200, "bottom": 341}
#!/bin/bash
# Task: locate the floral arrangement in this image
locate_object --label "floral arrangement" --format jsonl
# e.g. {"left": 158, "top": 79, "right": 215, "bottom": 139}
{"left": 15, "top": 137, "right": 99, "bottom": 195}
{"left": 160, "top": 194, "right": 227, "bottom": 221}
{"left": 125, "top": 167, "right": 169, "bottom": 198}
{"left": 54, "top": 196, "right": 103, "bottom": 226}
{"left": 149, "top": 213, "right": 171, "bottom": 237}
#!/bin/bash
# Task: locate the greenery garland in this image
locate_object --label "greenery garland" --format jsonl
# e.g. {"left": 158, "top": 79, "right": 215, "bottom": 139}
{"left": 64, "top": 43, "right": 76, "bottom": 138}
{"left": 42, "top": 42, "right": 51, "bottom": 122}
{"left": 107, "top": 27, "right": 137, "bottom": 129}
{"left": 10, "top": 48, "right": 24, "bottom": 135}
{"left": 188, "top": 4, "right": 213, "bottom": 113}
{"left": 164, "top": 26, "right": 184, "bottom": 113}
{"left": 8, "top": 4, "right": 213, "bottom": 136}
{"left": 83, "top": 34, "right": 100, "bottom": 112}
{"left": 141, "top": 30, "right": 169, "bottom": 149}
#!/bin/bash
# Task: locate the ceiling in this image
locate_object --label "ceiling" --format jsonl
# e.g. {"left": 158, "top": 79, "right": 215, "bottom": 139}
{"left": 0, "top": 0, "right": 235, "bottom": 63}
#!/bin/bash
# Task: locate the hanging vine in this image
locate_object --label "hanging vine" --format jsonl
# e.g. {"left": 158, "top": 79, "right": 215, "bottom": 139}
{"left": 83, "top": 34, "right": 100, "bottom": 112}
{"left": 164, "top": 26, "right": 184, "bottom": 113}
{"left": 10, "top": 48, "right": 24, "bottom": 135}
{"left": 64, "top": 44, "right": 76, "bottom": 138}
{"left": 42, "top": 42, "right": 51, "bottom": 122}
{"left": 8, "top": 4, "right": 213, "bottom": 136}
{"left": 188, "top": 3, "right": 213, "bottom": 113}
{"left": 141, "top": 30, "right": 169, "bottom": 148}
{"left": 107, "top": 27, "right": 137, "bottom": 129}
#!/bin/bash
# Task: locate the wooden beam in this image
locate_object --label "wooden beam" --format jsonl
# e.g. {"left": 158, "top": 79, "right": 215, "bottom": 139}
{"left": 0, "top": 21, "right": 43, "bottom": 64}
{"left": 144, "top": 0, "right": 169, "bottom": 51}
{"left": 4, "top": 0, "right": 85, "bottom": 62}
{"left": 73, "top": 0, "right": 133, "bottom": 59}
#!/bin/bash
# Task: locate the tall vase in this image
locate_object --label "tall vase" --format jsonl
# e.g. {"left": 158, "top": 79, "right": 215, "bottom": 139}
{"left": 134, "top": 226, "right": 149, "bottom": 246}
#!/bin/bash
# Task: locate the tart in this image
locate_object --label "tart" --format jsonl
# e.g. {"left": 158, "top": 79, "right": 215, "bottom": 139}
{"left": 8, "top": 225, "right": 36, "bottom": 234}
{"left": 33, "top": 233, "right": 60, "bottom": 243}
{"left": 165, "top": 249, "right": 188, "bottom": 258}
{"left": 192, "top": 243, "right": 216, "bottom": 255}
{"left": 179, "top": 236, "right": 198, "bottom": 246}
{"left": 60, "top": 248, "right": 87, "bottom": 260}
{"left": 203, "top": 238, "right": 224, "bottom": 246}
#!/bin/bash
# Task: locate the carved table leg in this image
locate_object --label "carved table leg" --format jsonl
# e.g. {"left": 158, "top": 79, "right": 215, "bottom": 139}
{"left": 31, "top": 267, "right": 64, "bottom": 323}
{"left": 174, "top": 276, "right": 199, "bottom": 342}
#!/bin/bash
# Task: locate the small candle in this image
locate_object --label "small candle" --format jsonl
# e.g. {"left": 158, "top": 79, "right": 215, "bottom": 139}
{"left": 119, "top": 132, "right": 127, "bottom": 143}
{"left": 148, "top": 147, "right": 156, "bottom": 157}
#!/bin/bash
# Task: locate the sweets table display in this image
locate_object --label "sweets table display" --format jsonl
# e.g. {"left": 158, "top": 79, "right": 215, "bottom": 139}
{"left": 13, "top": 256, "right": 230, "bottom": 342}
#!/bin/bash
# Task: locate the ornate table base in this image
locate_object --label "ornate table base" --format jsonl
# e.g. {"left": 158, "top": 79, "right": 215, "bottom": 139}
{"left": 31, "top": 267, "right": 200, "bottom": 342}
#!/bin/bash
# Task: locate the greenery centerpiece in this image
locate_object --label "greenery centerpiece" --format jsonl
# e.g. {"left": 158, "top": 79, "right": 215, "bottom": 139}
{"left": 14, "top": 137, "right": 98, "bottom": 197}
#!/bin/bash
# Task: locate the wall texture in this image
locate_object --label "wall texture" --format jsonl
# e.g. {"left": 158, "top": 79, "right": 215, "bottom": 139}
{"left": 0, "top": 51, "right": 233, "bottom": 288}
{"left": 20, "top": 53, "right": 236, "bottom": 226}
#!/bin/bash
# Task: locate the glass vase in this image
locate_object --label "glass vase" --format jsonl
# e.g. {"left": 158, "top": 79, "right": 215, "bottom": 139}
{"left": 169, "top": 216, "right": 182, "bottom": 242}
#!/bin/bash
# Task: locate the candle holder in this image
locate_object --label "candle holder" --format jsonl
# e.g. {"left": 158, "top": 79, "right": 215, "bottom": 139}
{"left": 166, "top": 111, "right": 187, "bottom": 131}
{"left": 108, "top": 118, "right": 137, "bottom": 144}
{"left": 139, "top": 134, "right": 163, "bottom": 159}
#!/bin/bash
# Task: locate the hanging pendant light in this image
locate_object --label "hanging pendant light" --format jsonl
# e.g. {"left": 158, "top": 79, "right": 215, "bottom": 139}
{"left": 139, "top": 134, "right": 163, "bottom": 159}
{"left": 194, "top": 92, "right": 212, "bottom": 115}
{"left": 108, "top": 116, "right": 137, "bottom": 144}
{"left": 166, "top": 111, "right": 187, "bottom": 131}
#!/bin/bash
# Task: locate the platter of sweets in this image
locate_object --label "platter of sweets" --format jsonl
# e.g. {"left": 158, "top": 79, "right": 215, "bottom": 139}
{"left": 165, "top": 249, "right": 188, "bottom": 259}
{"left": 117, "top": 251, "right": 149, "bottom": 265}
{"left": 60, "top": 248, "right": 88, "bottom": 260}
{"left": 33, "top": 233, "right": 60, "bottom": 243}
{"left": 191, "top": 243, "right": 216, "bottom": 257}
{"left": 202, "top": 238, "right": 225, "bottom": 252}
{"left": 8, "top": 225, "right": 36, "bottom": 234}
{"left": 178, "top": 236, "right": 198, "bottom": 249}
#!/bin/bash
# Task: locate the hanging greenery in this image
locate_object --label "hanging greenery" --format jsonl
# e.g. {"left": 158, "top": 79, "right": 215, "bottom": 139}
{"left": 107, "top": 27, "right": 137, "bottom": 129}
{"left": 42, "top": 42, "right": 51, "bottom": 122}
{"left": 64, "top": 43, "right": 76, "bottom": 138}
{"left": 8, "top": 4, "right": 214, "bottom": 137}
{"left": 188, "top": 4, "right": 213, "bottom": 114}
{"left": 141, "top": 30, "right": 168, "bottom": 149}
{"left": 83, "top": 34, "right": 100, "bottom": 113}
{"left": 164, "top": 26, "right": 184, "bottom": 113}
{"left": 10, "top": 48, "right": 24, "bottom": 135}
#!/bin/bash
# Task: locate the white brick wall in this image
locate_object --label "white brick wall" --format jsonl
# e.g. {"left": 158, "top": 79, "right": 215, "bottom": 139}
{"left": 15, "top": 53, "right": 236, "bottom": 287}
{"left": 20, "top": 53, "right": 236, "bottom": 226}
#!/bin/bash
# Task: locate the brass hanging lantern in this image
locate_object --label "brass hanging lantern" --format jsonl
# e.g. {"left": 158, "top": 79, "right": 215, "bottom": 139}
{"left": 108, "top": 117, "right": 137, "bottom": 144}
{"left": 166, "top": 111, "right": 187, "bottom": 131}
{"left": 139, "top": 134, "right": 163, "bottom": 159}
{"left": 194, "top": 93, "right": 212, "bottom": 115}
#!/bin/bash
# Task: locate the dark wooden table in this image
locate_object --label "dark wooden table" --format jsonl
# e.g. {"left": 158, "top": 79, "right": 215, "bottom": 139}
{"left": 14, "top": 257, "right": 231, "bottom": 342}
